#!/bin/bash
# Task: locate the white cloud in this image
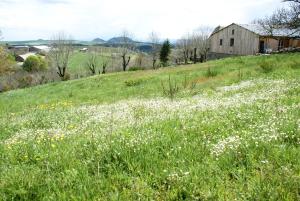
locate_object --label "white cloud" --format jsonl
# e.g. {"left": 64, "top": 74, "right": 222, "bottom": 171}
{"left": 0, "top": 0, "right": 284, "bottom": 41}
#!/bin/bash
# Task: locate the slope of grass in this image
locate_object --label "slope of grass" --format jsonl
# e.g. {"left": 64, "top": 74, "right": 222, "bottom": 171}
{"left": 0, "top": 53, "right": 300, "bottom": 200}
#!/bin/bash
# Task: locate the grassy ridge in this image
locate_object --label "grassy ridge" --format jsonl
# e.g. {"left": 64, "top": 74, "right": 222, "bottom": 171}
{"left": 0, "top": 53, "right": 300, "bottom": 200}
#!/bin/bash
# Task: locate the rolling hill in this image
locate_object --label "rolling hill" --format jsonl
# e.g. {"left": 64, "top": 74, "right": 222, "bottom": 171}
{"left": 107, "top": 36, "right": 135, "bottom": 44}
{"left": 91, "top": 38, "right": 106, "bottom": 44}
{"left": 0, "top": 54, "right": 299, "bottom": 200}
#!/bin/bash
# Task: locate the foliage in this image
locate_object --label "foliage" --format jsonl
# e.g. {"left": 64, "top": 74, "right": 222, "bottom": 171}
{"left": 23, "top": 55, "right": 47, "bottom": 72}
{"left": 124, "top": 78, "right": 143, "bottom": 86}
{"left": 17, "top": 75, "right": 34, "bottom": 88}
{"left": 160, "top": 39, "right": 171, "bottom": 66}
{"left": 0, "top": 47, "right": 14, "bottom": 74}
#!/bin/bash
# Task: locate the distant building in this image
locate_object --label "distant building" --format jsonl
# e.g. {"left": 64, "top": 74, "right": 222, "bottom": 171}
{"left": 15, "top": 52, "right": 36, "bottom": 62}
{"left": 8, "top": 46, "right": 29, "bottom": 55}
{"left": 29, "top": 45, "right": 50, "bottom": 54}
{"left": 79, "top": 48, "right": 88, "bottom": 52}
{"left": 209, "top": 23, "right": 300, "bottom": 56}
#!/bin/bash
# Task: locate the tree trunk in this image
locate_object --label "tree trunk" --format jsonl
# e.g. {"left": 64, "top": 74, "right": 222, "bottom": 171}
{"left": 184, "top": 51, "right": 188, "bottom": 64}
{"left": 193, "top": 48, "right": 197, "bottom": 64}
{"left": 152, "top": 59, "right": 157, "bottom": 69}
{"left": 102, "top": 64, "right": 107, "bottom": 74}
{"left": 122, "top": 55, "right": 131, "bottom": 71}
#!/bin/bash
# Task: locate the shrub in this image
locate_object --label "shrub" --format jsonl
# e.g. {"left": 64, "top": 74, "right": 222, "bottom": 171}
{"left": 259, "top": 60, "right": 275, "bottom": 73}
{"left": 128, "top": 67, "right": 145, "bottom": 71}
{"left": 0, "top": 47, "right": 14, "bottom": 74}
{"left": 124, "top": 79, "right": 143, "bottom": 87}
{"left": 0, "top": 82, "right": 13, "bottom": 92}
{"left": 18, "top": 75, "right": 34, "bottom": 88}
{"left": 23, "top": 55, "right": 47, "bottom": 72}
{"left": 205, "top": 67, "right": 218, "bottom": 77}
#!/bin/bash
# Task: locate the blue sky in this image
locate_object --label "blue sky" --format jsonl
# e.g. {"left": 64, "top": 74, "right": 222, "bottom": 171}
{"left": 0, "top": 0, "right": 285, "bottom": 41}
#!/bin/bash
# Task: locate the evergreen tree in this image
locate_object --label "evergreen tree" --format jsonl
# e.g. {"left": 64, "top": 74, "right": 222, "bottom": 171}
{"left": 160, "top": 39, "right": 171, "bottom": 67}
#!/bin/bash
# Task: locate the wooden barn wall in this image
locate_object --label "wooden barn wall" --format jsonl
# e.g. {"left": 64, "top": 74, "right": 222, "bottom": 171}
{"left": 290, "top": 39, "right": 300, "bottom": 47}
{"left": 210, "top": 24, "right": 259, "bottom": 55}
{"left": 260, "top": 38, "right": 278, "bottom": 51}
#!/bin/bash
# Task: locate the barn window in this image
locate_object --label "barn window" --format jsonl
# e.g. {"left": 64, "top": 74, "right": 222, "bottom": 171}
{"left": 232, "top": 29, "right": 235, "bottom": 35}
{"left": 220, "top": 39, "right": 223, "bottom": 46}
{"left": 230, "top": 38, "right": 234, "bottom": 47}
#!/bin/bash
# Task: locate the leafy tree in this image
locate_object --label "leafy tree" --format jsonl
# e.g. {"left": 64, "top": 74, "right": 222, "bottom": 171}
{"left": 160, "top": 39, "right": 171, "bottom": 67}
{"left": 23, "top": 55, "right": 47, "bottom": 72}
{"left": 0, "top": 47, "right": 14, "bottom": 74}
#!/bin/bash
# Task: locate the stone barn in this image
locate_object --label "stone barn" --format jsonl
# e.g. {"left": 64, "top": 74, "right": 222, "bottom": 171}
{"left": 209, "top": 23, "right": 300, "bottom": 56}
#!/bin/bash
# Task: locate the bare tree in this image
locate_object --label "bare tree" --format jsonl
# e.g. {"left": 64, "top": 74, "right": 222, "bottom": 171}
{"left": 192, "top": 26, "right": 212, "bottom": 63}
{"left": 86, "top": 53, "right": 98, "bottom": 75}
{"left": 99, "top": 49, "right": 110, "bottom": 74}
{"left": 148, "top": 31, "right": 160, "bottom": 69}
{"left": 282, "top": 0, "right": 300, "bottom": 29}
{"left": 255, "top": 0, "right": 300, "bottom": 35}
{"left": 177, "top": 33, "right": 192, "bottom": 64}
{"left": 119, "top": 30, "right": 133, "bottom": 71}
{"left": 49, "top": 32, "right": 73, "bottom": 79}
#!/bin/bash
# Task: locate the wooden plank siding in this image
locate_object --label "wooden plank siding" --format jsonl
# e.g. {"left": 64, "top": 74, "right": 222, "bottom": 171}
{"left": 210, "top": 24, "right": 260, "bottom": 55}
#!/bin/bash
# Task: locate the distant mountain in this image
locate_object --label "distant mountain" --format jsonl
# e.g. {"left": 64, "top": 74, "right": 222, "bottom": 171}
{"left": 92, "top": 38, "right": 106, "bottom": 44}
{"left": 107, "top": 37, "right": 134, "bottom": 44}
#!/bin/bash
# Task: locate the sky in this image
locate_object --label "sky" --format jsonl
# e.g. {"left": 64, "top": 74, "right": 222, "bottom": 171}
{"left": 0, "top": 0, "right": 286, "bottom": 41}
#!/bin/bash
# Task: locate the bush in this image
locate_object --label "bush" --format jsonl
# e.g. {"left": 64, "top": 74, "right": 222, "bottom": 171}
{"left": 18, "top": 75, "right": 34, "bottom": 88}
{"left": 259, "top": 60, "right": 275, "bottom": 73}
{"left": 0, "top": 82, "right": 13, "bottom": 92}
{"left": 0, "top": 47, "right": 14, "bottom": 74}
{"left": 128, "top": 67, "right": 145, "bottom": 71}
{"left": 124, "top": 79, "right": 143, "bottom": 87}
{"left": 23, "top": 55, "right": 47, "bottom": 72}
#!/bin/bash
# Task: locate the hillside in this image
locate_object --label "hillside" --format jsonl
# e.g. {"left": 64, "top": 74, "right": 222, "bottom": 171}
{"left": 107, "top": 36, "right": 135, "bottom": 44}
{"left": 0, "top": 54, "right": 300, "bottom": 200}
{"left": 92, "top": 38, "right": 106, "bottom": 44}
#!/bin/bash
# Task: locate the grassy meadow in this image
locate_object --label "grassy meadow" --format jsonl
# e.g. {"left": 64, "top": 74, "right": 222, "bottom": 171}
{"left": 0, "top": 53, "right": 300, "bottom": 200}
{"left": 68, "top": 51, "right": 109, "bottom": 75}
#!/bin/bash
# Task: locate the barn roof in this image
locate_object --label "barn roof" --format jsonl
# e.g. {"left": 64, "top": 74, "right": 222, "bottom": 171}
{"left": 31, "top": 45, "right": 51, "bottom": 52}
{"left": 16, "top": 53, "right": 36, "bottom": 62}
{"left": 238, "top": 24, "right": 300, "bottom": 37}
{"left": 211, "top": 23, "right": 300, "bottom": 38}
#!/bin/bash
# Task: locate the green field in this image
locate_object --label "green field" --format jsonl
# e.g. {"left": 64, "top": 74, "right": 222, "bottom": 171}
{"left": 68, "top": 51, "right": 107, "bottom": 74}
{"left": 0, "top": 53, "right": 300, "bottom": 200}
{"left": 68, "top": 50, "right": 138, "bottom": 75}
